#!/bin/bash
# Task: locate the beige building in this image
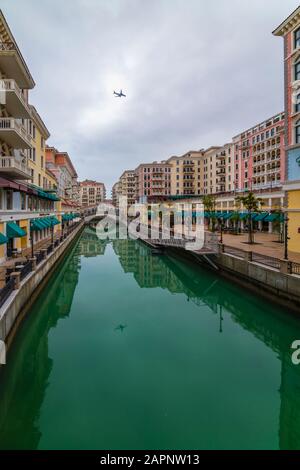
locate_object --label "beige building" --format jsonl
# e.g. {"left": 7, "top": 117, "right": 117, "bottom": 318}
{"left": 79, "top": 180, "right": 106, "bottom": 207}
{"left": 119, "top": 170, "right": 137, "bottom": 205}
{"left": 135, "top": 161, "right": 172, "bottom": 201}
{"left": 168, "top": 150, "right": 205, "bottom": 196}
{"left": 112, "top": 181, "right": 121, "bottom": 206}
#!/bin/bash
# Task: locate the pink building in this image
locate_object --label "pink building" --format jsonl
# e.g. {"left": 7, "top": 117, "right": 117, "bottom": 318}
{"left": 232, "top": 112, "right": 285, "bottom": 192}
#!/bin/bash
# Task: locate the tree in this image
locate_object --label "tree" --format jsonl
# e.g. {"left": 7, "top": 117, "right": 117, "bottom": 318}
{"left": 235, "top": 192, "right": 264, "bottom": 244}
{"left": 202, "top": 195, "right": 217, "bottom": 232}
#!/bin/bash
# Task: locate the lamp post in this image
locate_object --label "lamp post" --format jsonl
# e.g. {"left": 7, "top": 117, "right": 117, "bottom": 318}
{"left": 220, "top": 220, "right": 224, "bottom": 244}
{"left": 284, "top": 212, "right": 290, "bottom": 261}
{"left": 30, "top": 221, "right": 34, "bottom": 259}
{"left": 51, "top": 217, "right": 54, "bottom": 247}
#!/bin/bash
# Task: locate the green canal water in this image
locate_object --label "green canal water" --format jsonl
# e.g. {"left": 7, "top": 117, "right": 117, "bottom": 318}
{"left": 0, "top": 228, "right": 300, "bottom": 450}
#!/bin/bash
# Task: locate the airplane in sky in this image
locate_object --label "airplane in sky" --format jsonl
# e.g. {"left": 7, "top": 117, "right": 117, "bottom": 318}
{"left": 113, "top": 89, "right": 126, "bottom": 98}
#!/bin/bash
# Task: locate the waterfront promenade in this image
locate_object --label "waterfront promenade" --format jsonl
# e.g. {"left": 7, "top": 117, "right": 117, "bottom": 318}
{"left": 220, "top": 232, "right": 300, "bottom": 263}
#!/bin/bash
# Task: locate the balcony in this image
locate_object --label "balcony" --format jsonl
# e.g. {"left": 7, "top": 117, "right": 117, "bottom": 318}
{"left": 0, "top": 118, "right": 32, "bottom": 149}
{"left": 0, "top": 155, "right": 32, "bottom": 179}
{"left": 0, "top": 42, "right": 35, "bottom": 89}
{"left": 0, "top": 79, "right": 31, "bottom": 118}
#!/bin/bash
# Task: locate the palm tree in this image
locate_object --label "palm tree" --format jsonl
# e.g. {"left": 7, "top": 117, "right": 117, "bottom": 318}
{"left": 202, "top": 195, "right": 217, "bottom": 232}
{"left": 235, "top": 192, "right": 264, "bottom": 244}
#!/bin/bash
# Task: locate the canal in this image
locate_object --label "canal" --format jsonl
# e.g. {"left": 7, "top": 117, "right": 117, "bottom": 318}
{"left": 0, "top": 227, "right": 300, "bottom": 450}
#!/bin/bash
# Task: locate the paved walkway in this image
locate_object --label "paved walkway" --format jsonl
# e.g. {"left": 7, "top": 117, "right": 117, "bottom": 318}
{"left": 220, "top": 232, "right": 300, "bottom": 263}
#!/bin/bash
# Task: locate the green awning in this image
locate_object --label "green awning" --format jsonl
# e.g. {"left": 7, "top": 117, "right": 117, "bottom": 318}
{"left": 238, "top": 213, "right": 249, "bottom": 221}
{"left": 7, "top": 222, "right": 27, "bottom": 239}
{"left": 31, "top": 220, "right": 43, "bottom": 232}
{"left": 223, "top": 212, "right": 233, "bottom": 220}
{"left": 51, "top": 217, "right": 61, "bottom": 226}
{"left": 0, "top": 232, "right": 8, "bottom": 245}
{"left": 264, "top": 213, "right": 283, "bottom": 222}
{"left": 43, "top": 217, "right": 52, "bottom": 228}
{"left": 38, "top": 219, "right": 49, "bottom": 229}
{"left": 229, "top": 212, "right": 240, "bottom": 220}
{"left": 253, "top": 212, "right": 269, "bottom": 222}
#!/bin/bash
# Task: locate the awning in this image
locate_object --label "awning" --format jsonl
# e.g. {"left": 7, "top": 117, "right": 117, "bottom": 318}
{"left": 222, "top": 212, "right": 233, "bottom": 220}
{"left": 30, "top": 220, "right": 44, "bottom": 232}
{"left": 253, "top": 212, "right": 269, "bottom": 222}
{"left": 0, "top": 233, "right": 8, "bottom": 245}
{"left": 7, "top": 222, "right": 27, "bottom": 239}
{"left": 229, "top": 212, "right": 240, "bottom": 220}
{"left": 238, "top": 213, "right": 250, "bottom": 221}
{"left": 50, "top": 217, "right": 61, "bottom": 226}
{"left": 264, "top": 213, "right": 283, "bottom": 223}
{"left": 31, "top": 217, "right": 60, "bottom": 231}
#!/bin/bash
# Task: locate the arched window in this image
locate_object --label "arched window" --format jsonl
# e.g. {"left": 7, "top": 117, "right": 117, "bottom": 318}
{"left": 295, "top": 119, "right": 300, "bottom": 144}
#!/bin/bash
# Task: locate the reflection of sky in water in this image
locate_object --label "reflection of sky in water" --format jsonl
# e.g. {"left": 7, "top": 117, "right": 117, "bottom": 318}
{"left": 0, "top": 230, "right": 299, "bottom": 450}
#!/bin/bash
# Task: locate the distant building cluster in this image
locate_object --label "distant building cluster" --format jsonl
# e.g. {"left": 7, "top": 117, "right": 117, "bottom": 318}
{"left": 112, "top": 111, "right": 285, "bottom": 203}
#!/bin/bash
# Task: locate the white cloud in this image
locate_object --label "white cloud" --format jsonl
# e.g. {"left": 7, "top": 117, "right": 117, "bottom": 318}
{"left": 1, "top": 0, "right": 299, "bottom": 193}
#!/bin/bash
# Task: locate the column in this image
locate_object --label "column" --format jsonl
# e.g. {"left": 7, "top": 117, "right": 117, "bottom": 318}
{"left": 268, "top": 197, "right": 273, "bottom": 234}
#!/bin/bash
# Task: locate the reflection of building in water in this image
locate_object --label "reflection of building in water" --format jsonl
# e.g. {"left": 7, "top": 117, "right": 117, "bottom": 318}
{"left": 0, "top": 244, "right": 81, "bottom": 450}
{"left": 78, "top": 229, "right": 108, "bottom": 258}
{"left": 113, "top": 240, "right": 187, "bottom": 293}
{"left": 113, "top": 239, "right": 300, "bottom": 449}
{"left": 0, "top": 235, "right": 300, "bottom": 449}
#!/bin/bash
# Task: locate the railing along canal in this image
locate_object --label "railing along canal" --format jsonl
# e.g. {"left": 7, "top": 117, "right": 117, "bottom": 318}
{"left": 222, "top": 244, "right": 300, "bottom": 275}
{"left": 0, "top": 221, "right": 83, "bottom": 309}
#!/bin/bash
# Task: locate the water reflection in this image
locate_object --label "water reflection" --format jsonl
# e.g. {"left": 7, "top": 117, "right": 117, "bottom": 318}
{"left": 0, "top": 230, "right": 299, "bottom": 449}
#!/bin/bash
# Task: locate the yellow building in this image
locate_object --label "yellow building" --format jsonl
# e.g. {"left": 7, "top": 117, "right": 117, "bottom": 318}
{"left": 0, "top": 10, "right": 62, "bottom": 262}
{"left": 273, "top": 7, "right": 300, "bottom": 254}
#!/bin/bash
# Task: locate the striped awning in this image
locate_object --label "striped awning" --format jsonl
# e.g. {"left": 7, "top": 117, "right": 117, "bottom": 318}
{"left": 0, "top": 232, "right": 8, "bottom": 245}
{"left": 7, "top": 222, "right": 27, "bottom": 239}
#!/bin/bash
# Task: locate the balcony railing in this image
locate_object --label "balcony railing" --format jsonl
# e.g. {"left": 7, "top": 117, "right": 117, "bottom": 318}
{"left": 0, "top": 118, "right": 32, "bottom": 148}
{"left": 0, "top": 79, "right": 31, "bottom": 117}
{"left": 0, "top": 155, "right": 32, "bottom": 179}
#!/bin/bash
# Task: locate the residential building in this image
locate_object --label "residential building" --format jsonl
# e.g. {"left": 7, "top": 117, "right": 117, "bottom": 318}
{"left": 28, "top": 106, "right": 57, "bottom": 191}
{"left": 79, "top": 180, "right": 106, "bottom": 207}
{"left": 232, "top": 112, "right": 285, "bottom": 193}
{"left": 112, "top": 182, "right": 121, "bottom": 206}
{"left": 0, "top": 10, "right": 62, "bottom": 263}
{"left": 118, "top": 170, "right": 137, "bottom": 206}
{"left": 168, "top": 150, "right": 205, "bottom": 196}
{"left": 135, "top": 161, "right": 172, "bottom": 202}
{"left": 273, "top": 6, "right": 300, "bottom": 253}
{"left": 46, "top": 147, "right": 79, "bottom": 204}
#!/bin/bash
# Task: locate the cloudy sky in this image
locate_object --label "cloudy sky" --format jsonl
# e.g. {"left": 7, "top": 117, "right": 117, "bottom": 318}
{"left": 1, "top": 0, "right": 299, "bottom": 193}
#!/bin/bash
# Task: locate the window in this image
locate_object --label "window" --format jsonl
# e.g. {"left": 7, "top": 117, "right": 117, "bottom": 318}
{"left": 295, "top": 120, "right": 300, "bottom": 144}
{"left": 295, "top": 27, "right": 300, "bottom": 49}
{"left": 6, "top": 190, "right": 13, "bottom": 210}
{"left": 296, "top": 93, "right": 300, "bottom": 113}
{"left": 21, "top": 193, "right": 26, "bottom": 210}
{"left": 41, "top": 156, "right": 44, "bottom": 169}
{"left": 295, "top": 60, "right": 300, "bottom": 81}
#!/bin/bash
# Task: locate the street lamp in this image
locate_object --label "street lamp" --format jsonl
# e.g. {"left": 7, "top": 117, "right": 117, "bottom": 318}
{"left": 51, "top": 217, "right": 54, "bottom": 247}
{"left": 30, "top": 222, "right": 34, "bottom": 259}
{"left": 220, "top": 220, "right": 224, "bottom": 244}
{"left": 284, "top": 212, "right": 290, "bottom": 261}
